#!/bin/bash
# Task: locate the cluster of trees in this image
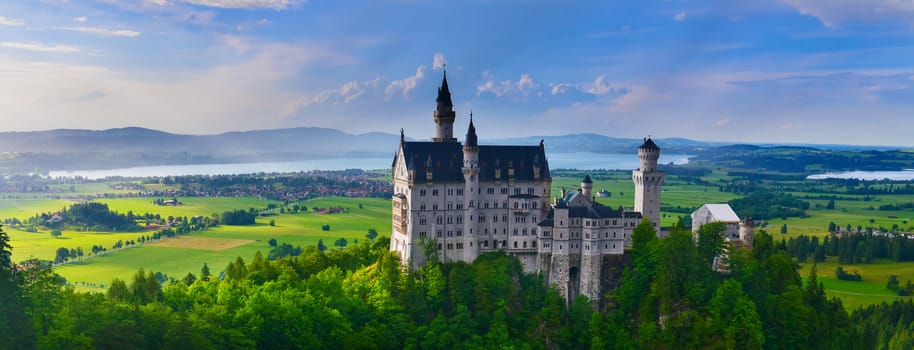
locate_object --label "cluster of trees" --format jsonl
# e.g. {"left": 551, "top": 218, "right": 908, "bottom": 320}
{"left": 885, "top": 275, "right": 914, "bottom": 296}
{"left": 3, "top": 221, "right": 914, "bottom": 349}
{"left": 29, "top": 202, "right": 142, "bottom": 232}
{"left": 728, "top": 187, "right": 810, "bottom": 220}
{"left": 267, "top": 242, "right": 303, "bottom": 260}
{"left": 220, "top": 209, "right": 257, "bottom": 225}
{"left": 835, "top": 266, "right": 862, "bottom": 281}
{"left": 152, "top": 198, "right": 181, "bottom": 206}
{"left": 54, "top": 247, "right": 84, "bottom": 264}
{"left": 783, "top": 233, "right": 914, "bottom": 264}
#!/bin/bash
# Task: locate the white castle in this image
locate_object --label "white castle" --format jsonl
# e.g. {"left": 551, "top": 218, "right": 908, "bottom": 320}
{"left": 390, "top": 71, "right": 665, "bottom": 302}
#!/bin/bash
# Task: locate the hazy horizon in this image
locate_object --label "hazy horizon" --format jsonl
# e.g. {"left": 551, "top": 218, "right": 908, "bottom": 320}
{"left": 2, "top": 1, "right": 914, "bottom": 145}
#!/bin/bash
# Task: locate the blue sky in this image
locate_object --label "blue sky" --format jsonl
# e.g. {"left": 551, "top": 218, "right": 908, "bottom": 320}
{"left": 2, "top": 0, "right": 914, "bottom": 146}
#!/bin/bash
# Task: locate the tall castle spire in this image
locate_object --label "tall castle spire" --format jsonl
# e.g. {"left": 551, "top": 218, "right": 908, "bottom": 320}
{"left": 432, "top": 69, "right": 457, "bottom": 142}
{"left": 465, "top": 111, "right": 477, "bottom": 148}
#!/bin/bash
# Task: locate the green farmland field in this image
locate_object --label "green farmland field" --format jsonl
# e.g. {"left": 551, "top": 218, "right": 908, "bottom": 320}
{"left": 97, "top": 196, "right": 280, "bottom": 218}
{"left": 54, "top": 196, "right": 390, "bottom": 290}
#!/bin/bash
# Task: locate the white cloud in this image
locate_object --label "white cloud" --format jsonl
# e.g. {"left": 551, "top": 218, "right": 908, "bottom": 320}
{"left": 73, "top": 16, "right": 88, "bottom": 23}
{"left": 674, "top": 11, "right": 687, "bottom": 21}
{"left": 550, "top": 83, "right": 572, "bottom": 95}
{"left": 518, "top": 74, "right": 535, "bottom": 90}
{"left": 386, "top": 66, "right": 426, "bottom": 97}
{"left": 477, "top": 73, "right": 539, "bottom": 97}
{"left": 0, "top": 42, "right": 80, "bottom": 53}
{"left": 55, "top": 26, "right": 142, "bottom": 37}
{"left": 433, "top": 52, "right": 447, "bottom": 70}
{"left": 0, "top": 16, "right": 25, "bottom": 26}
{"left": 291, "top": 77, "right": 381, "bottom": 110}
{"left": 173, "top": 0, "right": 304, "bottom": 10}
{"left": 549, "top": 75, "right": 629, "bottom": 96}
{"left": 781, "top": 0, "right": 914, "bottom": 27}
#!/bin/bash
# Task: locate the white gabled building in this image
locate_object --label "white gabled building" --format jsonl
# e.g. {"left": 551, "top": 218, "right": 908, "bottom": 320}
{"left": 691, "top": 203, "right": 754, "bottom": 247}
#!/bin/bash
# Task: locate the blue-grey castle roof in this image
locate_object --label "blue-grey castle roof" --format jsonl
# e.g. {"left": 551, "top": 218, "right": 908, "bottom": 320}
{"left": 396, "top": 141, "right": 550, "bottom": 182}
{"left": 639, "top": 137, "right": 660, "bottom": 150}
{"left": 538, "top": 202, "right": 642, "bottom": 226}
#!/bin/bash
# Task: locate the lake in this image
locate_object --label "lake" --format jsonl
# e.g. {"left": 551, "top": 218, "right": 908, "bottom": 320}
{"left": 807, "top": 170, "right": 914, "bottom": 181}
{"left": 48, "top": 152, "right": 692, "bottom": 180}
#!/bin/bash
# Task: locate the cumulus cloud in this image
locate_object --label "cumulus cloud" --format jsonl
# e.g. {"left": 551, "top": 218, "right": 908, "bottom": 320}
{"left": 292, "top": 77, "right": 382, "bottom": 109}
{"left": 55, "top": 27, "right": 142, "bottom": 37}
{"left": 386, "top": 66, "right": 427, "bottom": 97}
{"left": 550, "top": 83, "right": 572, "bottom": 95}
{"left": 477, "top": 72, "right": 539, "bottom": 97}
{"left": 549, "top": 75, "right": 629, "bottom": 96}
{"left": 0, "top": 42, "right": 80, "bottom": 53}
{"left": 73, "top": 16, "right": 88, "bottom": 23}
{"left": 0, "top": 16, "right": 25, "bottom": 26}
{"left": 781, "top": 0, "right": 914, "bottom": 27}
{"left": 433, "top": 52, "right": 447, "bottom": 70}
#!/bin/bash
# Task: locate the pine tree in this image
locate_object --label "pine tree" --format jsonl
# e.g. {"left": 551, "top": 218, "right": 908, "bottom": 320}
{"left": 201, "top": 262, "right": 211, "bottom": 281}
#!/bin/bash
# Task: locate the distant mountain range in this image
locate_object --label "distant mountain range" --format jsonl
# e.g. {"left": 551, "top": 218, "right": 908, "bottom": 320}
{"left": 0, "top": 127, "right": 903, "bottom": 173}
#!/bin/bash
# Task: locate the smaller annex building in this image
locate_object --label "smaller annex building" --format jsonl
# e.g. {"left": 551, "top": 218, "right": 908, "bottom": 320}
{"left": 691, "top": 203, "right": 754, "bottom": 247}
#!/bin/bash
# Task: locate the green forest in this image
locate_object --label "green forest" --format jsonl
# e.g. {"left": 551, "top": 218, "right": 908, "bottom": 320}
{"left": 2, "top": 222, "right": 913, "bottom": 349}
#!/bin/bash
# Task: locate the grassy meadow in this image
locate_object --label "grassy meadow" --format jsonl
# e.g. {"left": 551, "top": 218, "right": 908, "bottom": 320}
{"left": 799, "top": 258, "right": 914, "bottom": 311}
{"left": 54, "top": 196, "right": 390, "bottom": 290}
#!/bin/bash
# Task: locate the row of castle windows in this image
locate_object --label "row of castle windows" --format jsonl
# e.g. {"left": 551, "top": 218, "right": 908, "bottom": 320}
{"left": 513, "top": 240, "right": 536, "bottom": 249}
{"left": 584, "top": 219, "right": 619, "bottom": 227}
{"left": 436, "top": 230, "right": 463, "bottom": 237}
{"left": 415, "top": 199, "right": 543, "bottom": 212}
{"left": 438, "top": 242, "right": 465, "bottom": 250}
{"left": 583, "top": 231, "right": 621, "bottom": 239}
{"left": 420, "top": 187, "right": 542, "bottom": 197}
{"left": 583, "top": 243, "right": 617, "bottom": 251}
{"left": 512, "top": 228, "right": 537, "bottom": 236}
{"left": 415, "top": 186, "right": 548, "bottom": 198}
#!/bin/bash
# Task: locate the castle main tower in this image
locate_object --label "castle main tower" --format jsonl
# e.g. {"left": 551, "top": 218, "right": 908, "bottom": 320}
{"left": 632, "top": 137, "right": 664, "bottom": 232}
{"left": 432, "top": 70, "right": 457, "bottom": 142}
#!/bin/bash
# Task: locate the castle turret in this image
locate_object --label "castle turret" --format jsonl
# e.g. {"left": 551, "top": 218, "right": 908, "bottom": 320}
{"left": 462, "top": 113, "right": 480, "bottom": 262}
{"left": 739, "top": 217, "right": 754, "bottom": 248}
{"left": 432, "top": 70, "right": 457, "bottom": 142}
{"left": 632, "top": 137, "right": 665, "bottom": 233}
{"left": 581, "top": 175, "right": 593, "bottom": 200}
